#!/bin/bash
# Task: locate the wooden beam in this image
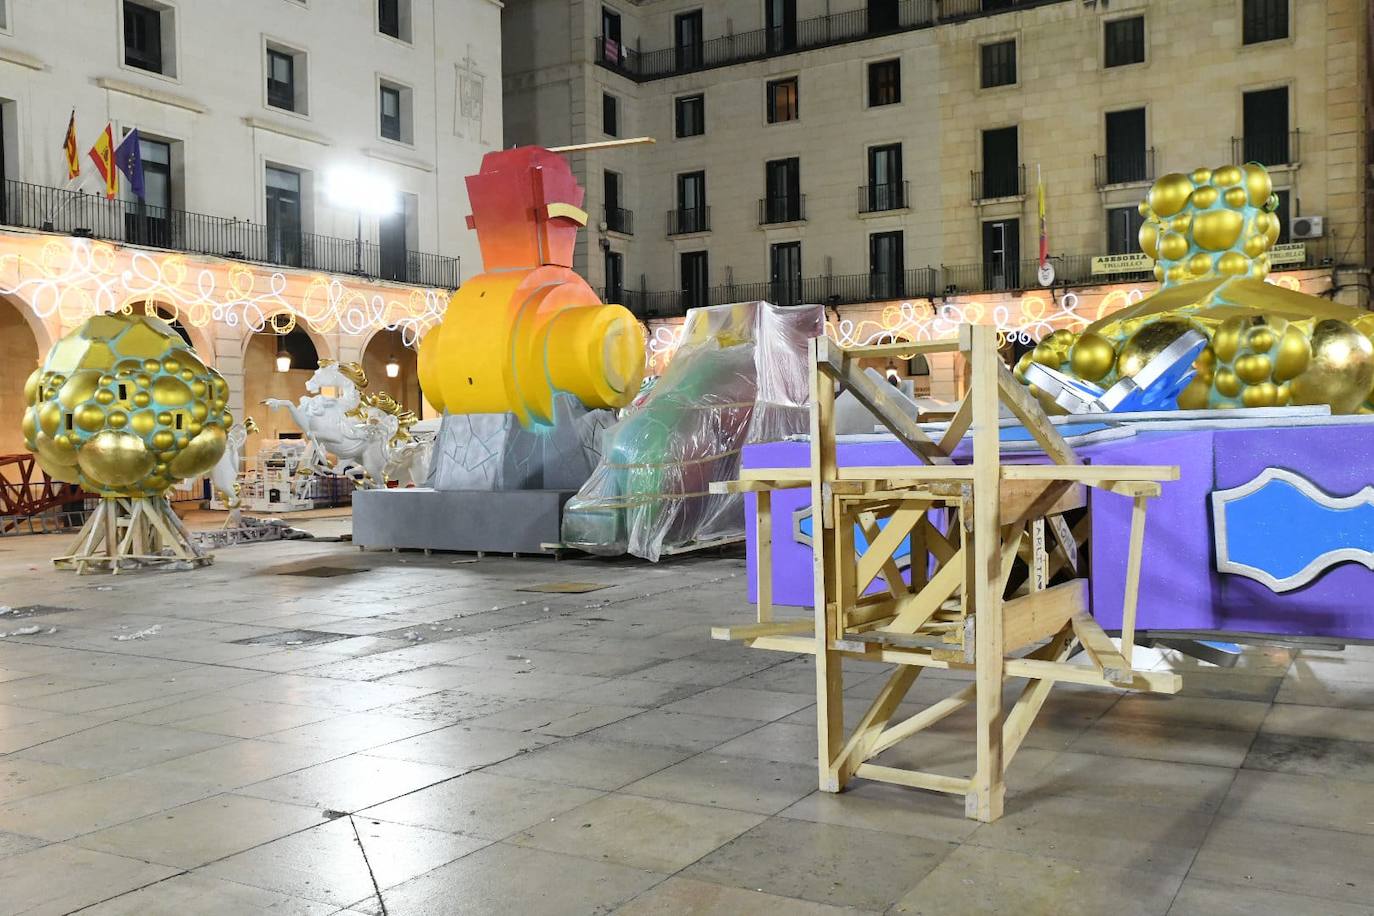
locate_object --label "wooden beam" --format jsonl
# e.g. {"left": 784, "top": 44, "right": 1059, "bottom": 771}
{"left": 809, "top": 336, "right": 846, "bottom": 793}
{"left": 818, "top": 337, "right": 952, "bottom": 464}
{"left": 838, "top": 338, "right": 962, "bottom": 359}
{"left": 1070, "top": 611, "right": 1135, "bottom": 686}
{"left": 756, "top": 489, "right": 774, "bottom": 622}
{"left": 1002, "top": 626, "right": 1075, "bottom": 767}
{"left": 1002, "top": 579, "right": 1087, "bottom": 653}
{"left": 1004, "top": 656, "right": 1181, "bottom": 694}
{"left": 1119, "top": 495, "right": 1149, "bottom": 668}
{"left": 547, "top": 136, "right": 656, "bottom": 153}
{"left": 1002, "top": 465, "right": 1178, "bottom": 482}
{"left": 832, "top": 666, "right": 919, "bottom": 784}
{"left": 937, "top": 396, "right": 973, "bottom": 455}
{"left": 855, "top": 763, "right": 971, "bottom": 795}
{"left": 854, "top": 506, "right": 925, "bottom": 596}
{"left": 995, "top": 360, "right": 1083, "bottom": 466}
{"left": 879, "top": 546, "right": 965, "bottom": 633}
{"left": 869, "top": 683, "right": 977, "bottom": 757}
{"left": 711, "top": 620, "right": 812, "bottom": 641}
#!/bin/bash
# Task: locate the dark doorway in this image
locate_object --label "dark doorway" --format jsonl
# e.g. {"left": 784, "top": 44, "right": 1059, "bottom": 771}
{"left": 766, "top": 0, "right": 797, "bottom": 52}
{"left": 870, "top": 231, "right": 905, "bottom": 299}
{"left": 379, "top": 206, "right": 407, "bottom": 281}
{"left": 982, "top": 218, "right": 1020, "bottom": 290}
{"left": 770, "top": 241, "right": 802, "bottom": 305}
{"left": 265, "top": 166, "right": 303, "bottom": 267}
{"left": 675, "top": 11, "right": 703, "bottom": 70}
{"left": 868, "top": 0, "right": 899, "bottom": 33}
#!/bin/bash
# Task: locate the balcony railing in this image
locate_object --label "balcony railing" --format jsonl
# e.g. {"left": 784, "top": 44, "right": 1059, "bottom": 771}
{"left": 859, "top": 181, "right": 909, "bottom": 213}
{"left": 759, "top": 194, "right": 806, "bottom": 225}
{"left": 595, "top": 0, "right": 1068, "bottom": 82}
{"left": 971, "top": 164, "right": 1026, "bottom": 202}
{"left": 0, "top": 179, "right": 461, "bottom": 288}
{"left": 604, "top": 205, "right": 634, "bottom": 235}
{"left": 600, "top": 243, "right": 1330, "bottom": 319}
{"left": 667, "top": 206, "right": 711, "bottom": 235}
{"left": 1094, "top": 148, "right": 1156, "bottom": 188}
{"left": 1233, "top": 129, "right": 1300, "bottom": 167}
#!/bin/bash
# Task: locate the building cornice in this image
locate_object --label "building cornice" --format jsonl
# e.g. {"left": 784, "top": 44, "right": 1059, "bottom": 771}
{"left": 0, "top": 47, "right": 45, "bottom": 71}
{"left": 93, "top": 77, "right": 207, "bottom": 113}
{"left": 242, "top": 115, "right": 332, "bottom": 146}
{"left": 364, "top": 146, "right": 435, "bottom": 172}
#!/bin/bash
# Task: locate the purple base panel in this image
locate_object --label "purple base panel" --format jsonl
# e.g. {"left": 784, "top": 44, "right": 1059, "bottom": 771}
{"left": 744, "top": 424, "right": 1374, "bottom": 641}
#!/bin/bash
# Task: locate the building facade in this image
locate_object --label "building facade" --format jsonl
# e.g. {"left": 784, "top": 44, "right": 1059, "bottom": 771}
{"left": 504, "top": 0, "right": 1371, "bottom": 397}
{"left": 0, "top": 0, "right": 502, "bottom": 455}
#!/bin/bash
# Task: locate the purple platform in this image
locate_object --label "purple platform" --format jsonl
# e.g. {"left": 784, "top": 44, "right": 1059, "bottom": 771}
{"left": 744, "top": 424, "right": 1374, "bottom": 641}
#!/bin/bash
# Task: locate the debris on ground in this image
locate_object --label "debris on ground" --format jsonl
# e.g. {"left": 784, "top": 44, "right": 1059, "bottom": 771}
{"left": 113, "top": 624, "right": 162, "bottom": 641}
{"left": 0, "top": 625, "right": 42, "bottom": 638}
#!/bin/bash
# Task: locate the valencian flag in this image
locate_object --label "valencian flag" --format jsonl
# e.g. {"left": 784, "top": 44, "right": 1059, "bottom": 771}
{"left": 88, "top": 123, "right": 118, "bottom": 199}
{"left": 114, "top": 128, "right": 145, "bottom": 200}
{"left": 61, "top": 110, "right": 80, "bottom": 179}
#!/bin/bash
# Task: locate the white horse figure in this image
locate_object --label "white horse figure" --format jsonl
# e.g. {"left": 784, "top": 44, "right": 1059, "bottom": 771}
{"left": 263, "top": 360, "right": 411, "bottom": 489}
{"left": 209, "top": 416, "right": 258, "bottom": 527}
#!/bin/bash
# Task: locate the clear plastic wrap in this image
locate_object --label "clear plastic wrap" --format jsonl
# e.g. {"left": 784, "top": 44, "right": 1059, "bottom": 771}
{"left": 561, "top": 300, "right": 822, "bottom": 560}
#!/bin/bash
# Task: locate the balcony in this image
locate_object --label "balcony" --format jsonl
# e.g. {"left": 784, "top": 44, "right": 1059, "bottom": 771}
{"left": 971, "top": 165, "right": 1026, "bottom": 202}
{"left": 604, "top": 206, "right": 634, "bottom": 235}
{"left": 667, "top": 206, "right": 711, "bottom": 235}
{"left": 1233, "top": 129, "right": 1300, "bottom": 167}
{"left": 594, "top": 0, "right": 1069, "bottom": 82}
{"left": 1094, "top": 148, "right": 1156, "bottom": 188}
{"left": 759, "top": 194, "right": 806, "bottom": 225}
{"left": 602, "top": 245, "right": 1329, "bottom": 319}
{"left": 0, "top": 179, "right": 461, "bottom": 288}
{"left": 859, "top": 181, "right": 909, "bottom": 213}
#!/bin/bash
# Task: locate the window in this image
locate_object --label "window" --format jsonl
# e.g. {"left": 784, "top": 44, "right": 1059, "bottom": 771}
{"left": 675, "top": 94, "right": 704, "bottom": 138}
{"left": 1242, "top": 87, "right": 1290, "bottom": 165}
{"left": 675, "top": 10, "right": 703, "bottom": 71}
{"left": 265, "top": 166, "right": 303, "bottom": 267}
{"left": 867, "top": 59, "right": 901, "bottom": 107}
{"left": 766, "top": 0, "right": 796, "bottom": 53}
{"left": 379, "top": 196, "right": 410, "bottom": 281}
{"left": 766, "top": 77, "right": 798, "bottom": 123}
{"left": 681, "top": 251, "right": 709, "bottom": 310}
{"left": 380, "top": 85, "right": 402, "bottom": 140}
{"left": 1243, "top": 0, "right": 1288, "bottom": 44}
{"left": 123, "top": 1, "right": 170, "bottom": 76}
{"left": 266, "top": 47, "right": 299, "bottom": 112}
{"left": 769, "top": 242, "right": 802, "bottom": 306}
{"left": 1107, "top": 206, "right": 1145, "bottom": 255}
{"left": 605, "top": 250, "right": 624, "bottom": 304}
{"left": 125, "top": 136, "right": 172, "bottom": 247}
{"left": 870, "top": 231, "right": 904, "bottom": 299}
{"left": 601, "top": 6, "right": 623, "bottom": 63}
{"left": 603, "top": 92, "right": 618, "bottom": 137}
{"left": 1104, "top": 16, "right": 1144, "bottom": 67}
{"left": 672, "top": 171, "right": 707, "bottom": 234}
{"left": 980, "top": 126, "right": 1020, "bottom": 199}
{"left": 980, "top": 39, "right": 1016, "bottom": 89}
{"left": 865, "top": 143, "right": 904, "bottom": 211}
{"left": 982, "top": 219, "right": 1020, "bottom": 291}
{"left": 763, "top": 157, "right": 801, "bottom": 223}
{"left": 604, "top": 170, "right": 629, "bottom": 233}
{"left": 1104, "top": 108, "right": 1147, "bottom": 183}
{"left": 379, "top": 0, "right": 412, "bottom": 42}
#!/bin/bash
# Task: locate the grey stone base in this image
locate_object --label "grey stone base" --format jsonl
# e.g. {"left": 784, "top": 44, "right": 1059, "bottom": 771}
{"left": 352, "top": 488, "right": 575, "bottom": 553}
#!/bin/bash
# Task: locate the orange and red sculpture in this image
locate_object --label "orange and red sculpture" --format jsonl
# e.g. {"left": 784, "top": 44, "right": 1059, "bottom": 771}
{"left": 417, "top": 147, "right": 645, "bottom": 428}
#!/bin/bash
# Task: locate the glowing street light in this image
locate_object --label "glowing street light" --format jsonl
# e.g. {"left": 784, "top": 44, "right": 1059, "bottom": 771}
{"left": 325, "top": 168, "right": 400, "bottom": 275}
{"left": 275, "top": 334, "right": 291, "bottom": 373}
{"left": 385, "top": 355, "right": 401, "bottom": 378}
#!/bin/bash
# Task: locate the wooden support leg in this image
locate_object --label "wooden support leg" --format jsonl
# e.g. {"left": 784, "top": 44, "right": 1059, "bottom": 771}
{"left": 1119, "top": 496, "right": 1149, "bottom": 668}
{"left": 810, "top": 338, "right": 846, "bottom": 793}
{"left": 756, "top": 489, "right": 773, "bottom": 623}
{"left": 832, "top": 665, "right": 919, "bottom": 784}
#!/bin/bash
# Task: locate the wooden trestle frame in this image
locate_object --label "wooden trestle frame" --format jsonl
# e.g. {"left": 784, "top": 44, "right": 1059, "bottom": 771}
{"left": 53, "top": 496, "right": 211, "bottom": 574}
{"left": 710, "top": 325, "right": 1180, "bottom": 822}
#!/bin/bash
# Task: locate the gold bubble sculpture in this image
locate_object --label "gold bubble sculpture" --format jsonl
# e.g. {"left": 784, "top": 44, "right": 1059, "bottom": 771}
{"left": 22, "top": 312, "right": 229, "bottom": 572}
{"left": 1020, "top": 163, "right": 1374, "bottom": 415}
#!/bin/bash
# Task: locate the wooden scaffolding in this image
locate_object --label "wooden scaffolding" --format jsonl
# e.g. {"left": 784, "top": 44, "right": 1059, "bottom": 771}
{"left": 711, "top": 325, "right": 1180, "bottom": 822}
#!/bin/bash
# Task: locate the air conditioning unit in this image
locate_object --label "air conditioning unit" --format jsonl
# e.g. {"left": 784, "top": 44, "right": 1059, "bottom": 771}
{"left": 1291, "top": 215, "right": 1324, "bottom": 240}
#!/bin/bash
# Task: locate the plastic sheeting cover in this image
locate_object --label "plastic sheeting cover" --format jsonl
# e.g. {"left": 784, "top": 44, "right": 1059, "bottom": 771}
{"left": 561, "top": 300, "right": 822, "bottom": 560}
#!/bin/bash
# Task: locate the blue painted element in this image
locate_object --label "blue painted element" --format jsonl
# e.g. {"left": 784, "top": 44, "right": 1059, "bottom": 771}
{"left": 1215, "top": 469, "right": 1374, "bottom": 590}
{"left": 1002, "top": 422, "right": 1113, "bottom": 442}
{"left": 795, "top": 509, "right": 911, "bottom": 582}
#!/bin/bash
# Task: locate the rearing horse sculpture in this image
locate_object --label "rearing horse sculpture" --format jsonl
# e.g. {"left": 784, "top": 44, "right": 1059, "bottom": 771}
{"left": 263, "top": 360, "right": 415, "bottom": 489}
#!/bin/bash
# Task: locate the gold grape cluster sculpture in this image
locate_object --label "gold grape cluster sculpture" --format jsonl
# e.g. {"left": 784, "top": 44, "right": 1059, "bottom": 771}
{"left": 1016, "top": 164, "right": 1374, "bottom": 414}
{"left": 22, "top": 313, "right": 232, "bottom": 495}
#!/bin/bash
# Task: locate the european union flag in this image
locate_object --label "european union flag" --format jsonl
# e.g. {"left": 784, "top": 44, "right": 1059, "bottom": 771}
{"left": 114, "top": 128, "right": 145, "bottom": 200}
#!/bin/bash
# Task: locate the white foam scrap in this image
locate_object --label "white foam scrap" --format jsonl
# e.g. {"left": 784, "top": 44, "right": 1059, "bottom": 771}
{"left": 0, "top": 606, "right": 11, "bottom": 615}
{"left": 3, "top": 626, "right": 41, "bottom": 637}
{"left": 113, "top": 624, "right": 162, "bottom": 641}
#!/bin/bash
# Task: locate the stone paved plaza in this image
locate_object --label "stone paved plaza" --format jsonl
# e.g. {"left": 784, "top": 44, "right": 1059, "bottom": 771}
{"left": 1, "top": 517, "right": 1372, "bottom": 915}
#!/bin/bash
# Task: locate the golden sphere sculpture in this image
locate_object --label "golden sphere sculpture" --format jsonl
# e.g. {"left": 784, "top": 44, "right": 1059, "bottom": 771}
{"left": 1140, "top": 164, "right": 1277, "bottom": 287}
{"left": 22, "top": 313, "right": 231, "bottom": 496}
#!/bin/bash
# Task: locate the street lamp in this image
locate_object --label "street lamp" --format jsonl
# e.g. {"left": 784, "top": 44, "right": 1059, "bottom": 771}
{"left": 324, "top": 168, "right": 400, "bottom": 276}
{"left": 275, "top": 333, "right": 291, "bottom": 373}
{"left": 385, "top": 355, "right": 401, "bottom": 378}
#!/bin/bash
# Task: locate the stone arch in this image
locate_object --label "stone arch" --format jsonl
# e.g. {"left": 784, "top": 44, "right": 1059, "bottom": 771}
{"left": 360, "top": 327, "right": 423, "bottom": 418}
{"left": 0, "top": 296, "right": 42, "bottom": 454}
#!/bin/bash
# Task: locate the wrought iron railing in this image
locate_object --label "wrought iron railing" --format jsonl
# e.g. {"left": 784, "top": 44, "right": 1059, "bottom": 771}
{"left": 759, "top": 194, "right": 806, "bottom": 225}
{"left": 1094, "top": 148, "right": 1156, "bottom": 187}
{"left": 1232, "top": 129, "right": 1300, "bottom": 167}
{"left": 594, "top": 0, "right": 1068, "bottom": 81}
{"left": 0, "top": 179, "right": 461, "bottom": 288}
{"left": 859, "top": 181, "right": 909, "bottom": 213}
{"left": 666, "top": 206, "right": 711, "bottom": 235}
{"left": 601, "top": 242, "right": 1331, "bottom": 319}
{"left": 604, "top": 206, "right": 634, "bottom": 235}
{"left": 971, "top": 164, "right": 1026, "bottom": 201}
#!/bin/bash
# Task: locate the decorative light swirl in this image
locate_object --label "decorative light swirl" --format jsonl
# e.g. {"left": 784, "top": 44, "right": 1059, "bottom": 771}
{"left": 0, "top": 236, "right": 448, "bottom": 346}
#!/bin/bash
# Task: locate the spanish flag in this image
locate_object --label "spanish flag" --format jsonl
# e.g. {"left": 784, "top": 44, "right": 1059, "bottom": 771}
{"left": 88, "top": 123, "right": 117, "bottom": 199}
{"left": 61, "top": 110, "right": 80, "bottom": 179}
